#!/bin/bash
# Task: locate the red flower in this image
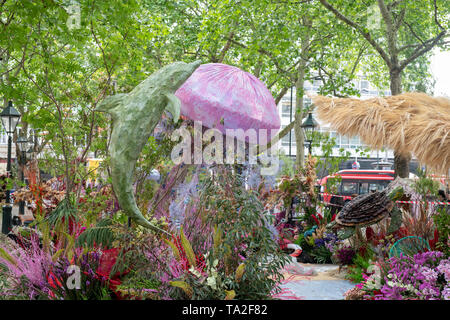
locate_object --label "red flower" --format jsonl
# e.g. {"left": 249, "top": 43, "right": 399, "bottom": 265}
{"left": 311, "top": 214, "right": 320, "bottom": 226}
{"left": 428, "top": 229, "right": 439, "bottom": 250}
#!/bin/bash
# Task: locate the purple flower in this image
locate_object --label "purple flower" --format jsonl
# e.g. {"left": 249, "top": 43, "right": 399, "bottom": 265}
{"left": 370, "top": 251, "right": 448, "bottom": 300}
{"left": 336, "top": 246, "right": 355, "bottom": 265}
{"left": 314, "top": 238, "right": 325, "bottom": 247}
{"left": 442, "top": 286, "right": 450, "bottom": 300}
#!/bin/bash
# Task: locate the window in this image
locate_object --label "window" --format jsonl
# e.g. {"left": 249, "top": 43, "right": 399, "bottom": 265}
{"left": 361, "top": 80, "right": 369, "bottom": 90}
{"left": 340, "top": 135, "right": 349, "bottom": 148}
{"left": 369, "top": 182, "right": 388, "bottom": 192}
{"left": 350, "top": 136, "right": 360, "bottom": 148}
{"left": 359, "top": 182, "right": 369, "bottom": 195}
{"left": 0, "top": 128, "right": 7, "bottom": 144}
{"left": 304, "top": 97, "right": 312, "bottom": 108}
{"left": 341, "top": 181, "right": 358, "bottom": 195}
{"left": 329, "top": 131, "right": 339, "bottom": 148}
{"left": 281, "top": 125, "right": 295, "bottom": 147}
{"left": 281, "top": 134, "right": 290, "bottom": 146}
{"left": 281, "top": 102, "right": 292, "bottom": 117}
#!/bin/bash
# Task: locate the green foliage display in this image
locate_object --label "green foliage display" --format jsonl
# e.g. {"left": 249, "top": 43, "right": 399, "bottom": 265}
{"left": 413, "top": 169, "right": 440, "bottom": 198}
{"left": 433, "top": 207, "right": 450, "bottom": 257}
{"left": 76, "top": 218, "right": 116, "bottom": 250}
{"left": 310, "top": 245, "right": 332, "bottom": 264}
{"left": 45, "top": 197, "right": 77, "bottom": 228}
{"left": 346, "top": 248, "right": 376, "bottom": 283}
{"left": 197, "top": 165, "right": 290, "bottom": 300}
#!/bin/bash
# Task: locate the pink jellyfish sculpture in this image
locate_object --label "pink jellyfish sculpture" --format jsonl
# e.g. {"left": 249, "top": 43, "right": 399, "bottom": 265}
{"left": 175, "top": 63, "right": 280, "bottom": 144}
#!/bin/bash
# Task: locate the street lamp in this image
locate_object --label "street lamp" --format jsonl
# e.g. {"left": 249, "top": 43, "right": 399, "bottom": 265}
{"left": 0, "top": 101, "right": 21, "bottom": 234}
{"left": 301, "top": 112, "right": 318, "bottom": 155}
{"left": 17, "top": 135, "right": 28, "bottom": 216}
{"left": 26, "top": 131, "right": 36, "bottom": 158}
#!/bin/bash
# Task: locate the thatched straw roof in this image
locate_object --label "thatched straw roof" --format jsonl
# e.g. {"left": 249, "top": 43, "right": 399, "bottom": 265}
{"left": 311, "top": 92, "right": 450, "bottom": 174}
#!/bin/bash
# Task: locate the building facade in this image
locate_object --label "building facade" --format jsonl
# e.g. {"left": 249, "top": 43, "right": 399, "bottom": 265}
{"left": 276, "top": 76, "right": 420, "bottom": 174}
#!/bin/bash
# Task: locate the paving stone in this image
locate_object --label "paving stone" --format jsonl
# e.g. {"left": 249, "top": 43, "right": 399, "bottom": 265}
{"left": 280, "top": 279, "right": 355, "bottom": 300}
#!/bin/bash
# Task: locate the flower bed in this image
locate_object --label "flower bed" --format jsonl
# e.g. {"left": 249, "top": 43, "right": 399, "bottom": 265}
{"left": 345, "top": 251, "right": 449, "bottom": 300}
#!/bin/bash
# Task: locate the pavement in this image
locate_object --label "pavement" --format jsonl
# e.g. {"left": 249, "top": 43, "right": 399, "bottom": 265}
{"left": 275, "top": 262, "right": 355, "bottom": 300}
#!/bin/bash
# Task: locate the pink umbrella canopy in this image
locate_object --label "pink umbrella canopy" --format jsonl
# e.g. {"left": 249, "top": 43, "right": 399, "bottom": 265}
{"left": 175, "top": 63, "right": 280, "bottom": 143}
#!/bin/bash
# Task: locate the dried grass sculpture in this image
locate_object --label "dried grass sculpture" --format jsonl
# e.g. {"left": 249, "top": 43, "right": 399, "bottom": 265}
{"left": 312, "top": 92, "right": 450, "bottom": 174}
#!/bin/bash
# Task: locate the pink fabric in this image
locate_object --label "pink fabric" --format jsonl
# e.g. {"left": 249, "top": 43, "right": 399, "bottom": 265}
{"left": 175, "top": 63, "right": 280, "bottom": 142}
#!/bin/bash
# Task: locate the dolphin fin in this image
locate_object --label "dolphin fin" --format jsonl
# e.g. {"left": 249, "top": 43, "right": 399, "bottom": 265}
{"left": 95, "top": 93, "right": 126, "bottom": 114}
{"left": 165, "top": 93, "right": 181, "bottom": 123}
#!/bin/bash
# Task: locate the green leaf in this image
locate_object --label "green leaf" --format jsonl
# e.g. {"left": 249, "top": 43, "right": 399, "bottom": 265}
{"left": 170, "top": 281, "right": 193, "bottom": 299}
{"left": 0, "top": 247, "right": 17, "bottom": 266}
{"left": 180, "top": 226, "right": 196, "bottom": 268}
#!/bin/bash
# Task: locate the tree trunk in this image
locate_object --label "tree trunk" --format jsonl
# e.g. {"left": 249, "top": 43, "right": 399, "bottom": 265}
{"left": 389, "top": 68, "right": 402, "bottom": 95}
{"left": 394, "top": 151, "right": 411, "bottom": 178}
{"left": 390, "top": 68, "right": 410, "bottom": 178}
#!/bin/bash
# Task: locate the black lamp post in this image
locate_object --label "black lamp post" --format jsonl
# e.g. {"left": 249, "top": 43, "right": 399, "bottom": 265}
{"left": 301, "top": 112, "right": 318, "bottom": 155}
{"left": 1, "top": 101, "right": 21, "bottom": 234}
{"left": 17, "top": 135, "right": 28, "bottom": 216}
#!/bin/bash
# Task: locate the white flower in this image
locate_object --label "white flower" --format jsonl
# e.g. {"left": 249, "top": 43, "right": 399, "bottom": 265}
{"left": 206, "top": 276, "right": 217, "bottom": 290}
{"left": 189, "top": 266, "right": 201, "bottom": 278}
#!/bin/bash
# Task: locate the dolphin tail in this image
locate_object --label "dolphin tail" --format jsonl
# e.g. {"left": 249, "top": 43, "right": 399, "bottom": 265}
{"left": 95, "top": 93, "right": 126, "bottom": 115}
{"left": 113, "top": 170, "right": 170, "bottom": 235}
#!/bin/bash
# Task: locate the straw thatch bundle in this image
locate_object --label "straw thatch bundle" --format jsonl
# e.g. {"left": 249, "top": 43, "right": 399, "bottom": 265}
{"left": 311, "top": 92, "right": 450, "bottom": 174}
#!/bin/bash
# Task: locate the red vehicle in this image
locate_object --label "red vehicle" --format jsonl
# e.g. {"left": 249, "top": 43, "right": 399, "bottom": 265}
{"left": 319, "top": 169, "right": 395, "bottom": 205}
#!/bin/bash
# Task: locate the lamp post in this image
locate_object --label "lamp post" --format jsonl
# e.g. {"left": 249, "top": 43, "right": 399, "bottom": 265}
{"left": 17, "top": 135, "right": 29, "bottom": 216}
{"left": 1, "top": 101, "right": 21, "bottom": 234}
{"left": 301, "top": 112, "right": 318, "bottom": 155}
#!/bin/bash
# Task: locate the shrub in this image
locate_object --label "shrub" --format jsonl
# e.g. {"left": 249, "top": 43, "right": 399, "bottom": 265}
{"left": 433, "top": 207, "right": 450, "bottom": 257}
{"left": 165, "top": 165, "right": 289, "bottom": 300}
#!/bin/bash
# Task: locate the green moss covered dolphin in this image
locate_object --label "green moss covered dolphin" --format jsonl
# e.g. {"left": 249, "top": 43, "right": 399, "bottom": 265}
{"left": 95, "top": 60, "right": 201, "bottom": 233}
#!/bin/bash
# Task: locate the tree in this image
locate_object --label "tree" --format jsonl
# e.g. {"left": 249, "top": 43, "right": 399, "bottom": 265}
{"left": 189, "top": 0, "right": 370, "bottom": 168}
{"left": 318, "top": 0, "right": 449, "bottom": 177}
{"left": 0, "top": 0, "right": 163, "bottom": 202}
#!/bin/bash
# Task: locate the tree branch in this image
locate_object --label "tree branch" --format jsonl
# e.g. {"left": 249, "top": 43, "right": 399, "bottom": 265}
{"left": 394, "top": 7, "right": 406, "bottom": 31}
{"left": 433, "top": 0, "right": 445, "bottom": 31}
{"left": 318, "top": 0, "right": 392, "bottom": 67}
{"left": 224, "top": 36, "right": 299, "bottom": 83}
{"left": 217, "top": 27, "right": 236, "bottom": 63}
{"left": 377, "top": 0, "right": 398, "bottom": 58}
{"left": 403, "top": 20, "right": 426, "bottom": 45}
{"left": 258, "top": 120, "right": 295, "bottom": 153}
{"left": 399, "top": 30, "right": 447, "bottom": 70}
{"left": 275, "top": 86, "right": 289, "bottom": 105}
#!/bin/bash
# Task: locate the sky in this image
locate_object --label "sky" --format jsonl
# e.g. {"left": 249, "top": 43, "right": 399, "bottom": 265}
{"left": 430, "top": 48, "right": 450, "bottom": 97}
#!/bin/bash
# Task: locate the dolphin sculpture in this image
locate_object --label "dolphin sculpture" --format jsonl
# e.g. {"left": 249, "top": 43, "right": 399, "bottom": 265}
{"left": 95, "top": 60, "right": 202, "bottom": 233}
